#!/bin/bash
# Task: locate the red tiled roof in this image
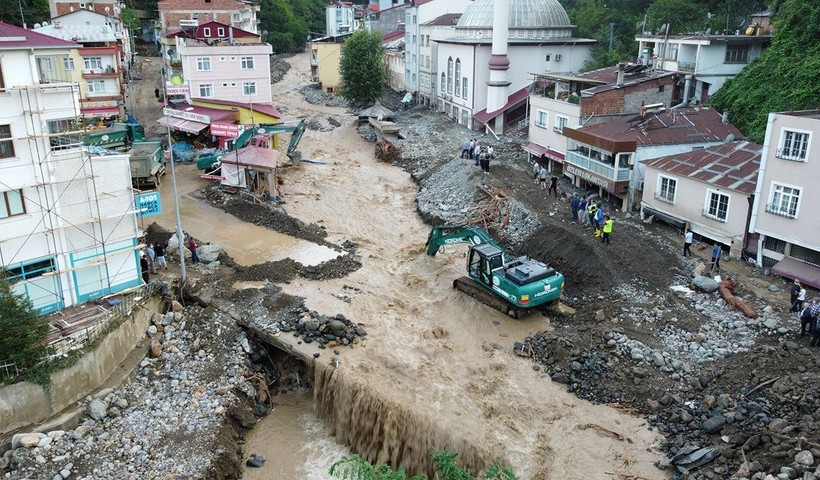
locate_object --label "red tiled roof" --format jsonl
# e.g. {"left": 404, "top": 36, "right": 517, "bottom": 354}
{"left": 167, "top": 102, "right": 237, "bottom": 121}
{"left": 473, "top": 86, "right": 530, "bottom": 124}
{"left": 569, "top": 107, "right": 743, "bottom": 147}
{"left": 0, "top": 22, "right": 78, "bottom": 49}
{"left": 424, "top": 13, "right": 462, "bottom": 26}
{"left": 191, "top": 98, "right": 281, "bottom": 119}
{"left": 383, "top": 30, "right": 405, "bottom": 42}
{"left": 642, "top": 140, "right": 761, "bottom": 194}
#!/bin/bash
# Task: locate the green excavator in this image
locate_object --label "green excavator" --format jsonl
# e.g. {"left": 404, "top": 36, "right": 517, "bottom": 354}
{"left": 425, "top": 225, "right": 564, "bottom": 319}
{"left": 197, "top": 120, "right": 306, "bottom": 171}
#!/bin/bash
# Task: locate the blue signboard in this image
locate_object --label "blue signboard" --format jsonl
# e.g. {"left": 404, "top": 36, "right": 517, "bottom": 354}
{"left": 135, "top": 191, "right": 162, "bottom": 217}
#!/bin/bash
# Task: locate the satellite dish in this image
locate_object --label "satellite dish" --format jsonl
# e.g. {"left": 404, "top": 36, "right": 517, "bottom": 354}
{"left": 170, "top": 74, "right": 184, "bottom": 85}
{"left": 34, "top": 23, "right": 42, "bottom": 28}
{"left": 105, "top": 6, "right": 110, "bottom": 13}
{"left": 167, "top": 48, "right": 175, "bottom": 55}
{"left": 725, "top": 134, "right": 735, "bottom": 143}
{"left": 42, "top": 21, "right": 48, "bottom": 26}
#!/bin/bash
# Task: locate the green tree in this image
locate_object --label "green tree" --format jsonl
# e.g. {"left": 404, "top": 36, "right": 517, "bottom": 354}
{"left": 339, "top": 29, "right": 386, "bottom": 109}
{"left": 0, "top": 0, "right": 49, "bottom": 26}
{"left": 0, "top": 271, "right": 49, "bottom": 377}
{"left": 708, "top": 0, "right": 820, "bottom": 142}
{"left": 329, "top": 451, "right": 517, "bottom": 480}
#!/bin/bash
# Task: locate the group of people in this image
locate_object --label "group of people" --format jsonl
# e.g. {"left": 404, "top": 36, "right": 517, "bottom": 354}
{"left": 461, "top": 139, "right": 494, "bottom": 174}
{"left": 138, "top": 237, "right": 200, "bottom": 284}
{"left": 569, "top": 193, "right": 614, "bottom": 245}
{"left": 532, "top": 162, "right": 558, "bottom": 197}
{"left": 794, "top": 279, "right": 820, "bottom": 346}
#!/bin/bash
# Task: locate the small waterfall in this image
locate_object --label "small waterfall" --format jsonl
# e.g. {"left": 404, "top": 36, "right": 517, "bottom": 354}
{"left": 314, "top": 363, "right": 490, "bottom": 477}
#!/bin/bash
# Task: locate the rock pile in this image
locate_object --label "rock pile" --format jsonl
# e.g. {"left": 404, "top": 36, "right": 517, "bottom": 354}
{"left": 2, "top": 304, "right": 252, "bottom": 479}
{"left": 299, "top": 85, "right": 348, "bottom": 108}
{"left": 269, "top": 55, "right": 292, "bottom": 84}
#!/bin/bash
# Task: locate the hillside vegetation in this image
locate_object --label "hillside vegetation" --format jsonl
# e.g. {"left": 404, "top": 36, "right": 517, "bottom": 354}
{"left": 708, "top": 0, "right": 820, "bottom": 142}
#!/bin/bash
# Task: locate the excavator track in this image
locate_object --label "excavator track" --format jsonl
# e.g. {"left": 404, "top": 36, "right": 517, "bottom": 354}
{"left": 453, "top": 276, "right": 527, "bottom": 319}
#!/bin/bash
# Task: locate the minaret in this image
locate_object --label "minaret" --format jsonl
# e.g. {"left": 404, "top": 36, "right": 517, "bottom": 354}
{"left": 486, "top": 0, "right": 511, "bottom": 131}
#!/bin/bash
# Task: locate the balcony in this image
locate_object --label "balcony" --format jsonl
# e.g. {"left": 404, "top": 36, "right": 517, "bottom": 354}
{"left": 82, "top": 70, "right": 119, "bottom": 79}
{"left": 765, "top": 203, "right": 797, "bottom": 219}
{"left": 566, "top": 151, "right": 630, "bottom": 182}
{"left": 776, "top": 148, "right": 807, "bottom": 162}
{"left": 677, "top": 61, "right": 696, "bottom": 72}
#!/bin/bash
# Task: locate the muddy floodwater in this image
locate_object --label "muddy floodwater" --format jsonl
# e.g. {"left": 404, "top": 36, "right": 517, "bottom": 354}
{"left": 146, "top": 163, "right": 339, "bottom": 266}
{"left": 243, "top": 392, "right": 349, "bottom": 480}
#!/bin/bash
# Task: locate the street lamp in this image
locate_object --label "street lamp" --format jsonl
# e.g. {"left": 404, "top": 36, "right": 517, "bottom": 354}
{"left": 162, "top": 69, "right": 187, "bottom": 282}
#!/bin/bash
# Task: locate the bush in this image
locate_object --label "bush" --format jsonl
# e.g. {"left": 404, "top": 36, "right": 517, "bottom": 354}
{"left": 0, "top": 271, "right": 49, "bottom": 381}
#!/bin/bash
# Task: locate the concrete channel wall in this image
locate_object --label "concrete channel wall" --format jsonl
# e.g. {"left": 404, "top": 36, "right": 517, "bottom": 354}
{"left": 0, "top": 297, "right": 161, "bottom": 435}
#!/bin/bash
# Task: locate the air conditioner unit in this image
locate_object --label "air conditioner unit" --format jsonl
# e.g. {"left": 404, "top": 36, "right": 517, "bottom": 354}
{"left": 555, "top": 54, "right": 562, "bottom": 61}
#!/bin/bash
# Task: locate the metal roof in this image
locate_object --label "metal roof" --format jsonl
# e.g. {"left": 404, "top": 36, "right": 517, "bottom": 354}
{"left": 642, "top": 140, "right": 761, "bottom": 194}
{"left": 0, "top": 21, "right": 78, "bottom": 49}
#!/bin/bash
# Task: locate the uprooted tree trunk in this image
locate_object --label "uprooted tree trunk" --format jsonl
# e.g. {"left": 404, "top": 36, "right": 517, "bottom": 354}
{"left": 719, "top": 278, "right": 758, "bottom": 319}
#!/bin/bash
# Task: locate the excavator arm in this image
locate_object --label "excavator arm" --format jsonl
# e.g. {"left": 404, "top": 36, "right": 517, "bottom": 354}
{"left": 231, "top": 120, "right": 306, "bottom": 157}
{"left": 425, "top": 225, "right": 498, "bottom": 256}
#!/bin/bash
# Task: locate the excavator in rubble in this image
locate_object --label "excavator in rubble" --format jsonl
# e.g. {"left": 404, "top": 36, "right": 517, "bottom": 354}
{"left": 425, "top": 225, "right": 564, "bottom": 319}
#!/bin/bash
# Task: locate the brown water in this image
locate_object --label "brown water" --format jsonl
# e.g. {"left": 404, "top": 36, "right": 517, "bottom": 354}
{"left": 143, "top": 163, "right": 340, "bottom": 267}
{"left": 243, "top": 391, "right": 350, "bottom": 480}
{"left": 246, "top": 51, "right": 670, "bottom": 479}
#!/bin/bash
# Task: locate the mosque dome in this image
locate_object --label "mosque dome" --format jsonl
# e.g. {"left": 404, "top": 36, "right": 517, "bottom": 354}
{"left": 457, "top": 0, "right": 573, "bottom": 30}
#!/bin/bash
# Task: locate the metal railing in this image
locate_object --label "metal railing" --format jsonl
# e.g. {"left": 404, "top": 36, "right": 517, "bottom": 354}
{"left": 776, "top": 148, "right": 807, "bottom": 162}
{"left": 654, "top": 192, "right": 675, "bottom": 204}
{"left": 765, "top": 203, "right": 797, "bottom": 219}
{"left": 702, "top": 209, "right": 728, "bottom": 223}
{"left": 566, "top": 151, "right": 631, "bottom": 181}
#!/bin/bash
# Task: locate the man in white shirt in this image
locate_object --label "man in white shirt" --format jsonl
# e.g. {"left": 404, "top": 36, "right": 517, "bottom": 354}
{"left": 683, "top": 229, "right": 693, "bottom": 257}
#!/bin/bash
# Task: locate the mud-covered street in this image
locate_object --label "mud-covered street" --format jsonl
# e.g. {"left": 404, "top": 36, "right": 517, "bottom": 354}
{"left": 6, "top": 48, "right": 818, "bottom": 480}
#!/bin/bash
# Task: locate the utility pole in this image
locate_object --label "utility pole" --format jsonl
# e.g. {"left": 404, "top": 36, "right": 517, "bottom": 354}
{"left": 161, "top": 69, "right": 187, "bottom": 282}
{"left": 609, "top": 23, "right": 616, "bottom": 52}
{"left": 18, "top": 0, "right": 25, "bottom": 28}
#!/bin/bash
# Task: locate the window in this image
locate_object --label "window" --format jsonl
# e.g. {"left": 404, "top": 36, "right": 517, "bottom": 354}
{"left": 203, "top": 27, "right": 211, "bottom": 36}
{"left": 0, "top": 125, "right": 14, "bottom": 159}
{"left": 218, "top": 27, "right": 225, "bottom": 37}
{"left": 63, "top": 57, "right": 75, "bottom": 70}
{"left": 241, "top": 56, "right": 255, "bottom": 69}
{"left": 462, "top": 77, "right": 468, "bottom": 99}
{"left": 446, "top": 57, "right": 453, "bottom": 94}
{"left": 0, "top": 189, "right": 26, "bottom": 219}
{"left": 39, "top": 57, "right": 53, "bottom": 72}
{"left": 199, "top": 83, "right": 213, "bottom": 97}
{"left": 778, "top": 129, "right": 810, "bottom": 162}
{"left": 704, "top": 190, "right": 730, "bottom": 222}
{"left": 232, "top": 13, "right": 240, "bottom": 23}
{"left": 440, "top": 73, "right": 445, "bottom": 93}
{"left": 243, "top": 82, "right": 256, "bottom": 96}
{"left": 412, "top": 15, "right": 416, "bottom": 25}
{"left": 454, "top": 59, "right": 461, "bottom": 97}
{"left": 412, "top": 73, "right": 416, "bottom": 84}
{"left": 554, "top": 115, "right": 568, "bottom": 134}
{"left": 87, "top": 80, "right": 106, "bottom": 93}
{"left": 545, "top": 54, "right": 551, "bottom": 62}
{"left": 767, "top": 183, "right": 800, "bottom": 218}
{"left": 196, "top": 57, "right": 211, "bottom": 71}
{"left": 535, "top": 110, "right": 548, "bottom": 128}
{"left": 0, "top": 64, "right": 5, "bottom": 90}
{"left": 658, "top": 85, "right": 665, "bottom": 92}
{"left": 412, "top": 54, "right": 416, "bottom": 64}
{"left": 4, "top": 258, "right": 55, "bottom": 281}
{"left": 656, "top": 176, "right": 677, "bottom": 203}
{"left": 412, "top": 35, "right": 417, "bottom": 44}
{"left": 425, "top": 55, "right": 430, "bottom": 69}
{"left": 83, "top": 56, "right": 102, "bottom": 70}
{"left": 725, "top": 46, "right": 749, "bottom": 64}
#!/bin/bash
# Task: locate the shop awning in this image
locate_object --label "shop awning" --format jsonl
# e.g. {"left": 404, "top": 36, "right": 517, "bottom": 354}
{"left": 523, "top": 142, "right": 565, "bottom": 162}
{"left": 771, "top": 256, "right": 820, "bottom": 289}
{"left": 81, "top": 106, "right": 119, "bottom": 118}
{"left": 156, "top": 116, "right": 209, "bottom": 134}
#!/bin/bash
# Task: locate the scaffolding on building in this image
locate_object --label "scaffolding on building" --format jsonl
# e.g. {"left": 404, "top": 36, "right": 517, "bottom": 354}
{"left": 0, "top": 65, "right": 141, "bottom": 315}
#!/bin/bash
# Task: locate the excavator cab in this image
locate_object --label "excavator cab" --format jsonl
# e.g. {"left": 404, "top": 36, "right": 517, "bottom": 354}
{"left": 468, "top": 243, "right": 504, "bottom": 287}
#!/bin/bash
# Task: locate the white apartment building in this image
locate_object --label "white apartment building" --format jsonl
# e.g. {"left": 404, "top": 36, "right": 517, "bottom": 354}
{"left": 326, "top": 1, "right": 356, "bottom": 37}
{"left": 418, "top": 13, "right": 460, "bottom": 107}
{"left": 403, "top": 0, "right": 472, "bottom": 99}
{"left": 0, "top": 23, "right": 140, "bottom": 314}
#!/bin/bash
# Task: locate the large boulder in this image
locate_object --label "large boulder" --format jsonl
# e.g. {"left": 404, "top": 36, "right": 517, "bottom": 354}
{"left": 692, "top": 275, "right": 719, "bottom": 293}
{"left": 87, "top": 398, "right": 107, "bottom": 421}
{"left": 197, "top": 244, "right": 223, "bottom": 263}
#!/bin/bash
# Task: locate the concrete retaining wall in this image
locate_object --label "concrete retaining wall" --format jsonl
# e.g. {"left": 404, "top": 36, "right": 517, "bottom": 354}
{"left": 0, "top": 297, "right": 161, "bottom": 435}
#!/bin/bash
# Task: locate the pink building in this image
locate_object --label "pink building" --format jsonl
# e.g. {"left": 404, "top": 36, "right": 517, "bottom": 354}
{"left": 176, "top": 35, "right": 272, "bottom": 104}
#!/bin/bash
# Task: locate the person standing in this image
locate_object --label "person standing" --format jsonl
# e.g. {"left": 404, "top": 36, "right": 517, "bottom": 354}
{"left": 794, "top": 284, "right": 807, "bottom": 314}
{"left": 809, "top": 299, "right": 820, "bottom": 346}
{"left": 461, "top": 139, "right": 471, "bottom": 159}
{"left": 602, "top": 215, "right": 614, "bottom": 245}
{"left": 140, "top": 254, "right": 150, "bottom": 284}
{"left": 683, "top": 229, "right": 694, "bottom": 257}
{"left": 539, "top": 166, "right": 548, "bottom": 189}
{"left": 578, "top": 196, "right": 588, "bottom": 224}
{"left": 710, "top": 243, "right": 721, "bottom": 272}
{"left": 486, "top": 144, "right": 494, "bottom": 159}
{"left": 790, "top": 280, "right": 802, "bottom": 312}
{"left": 473, "top": 142, "right": 481, "bottom": 166}
{"left": 145, "top": 243, "right": 157, "bottom": 274}
{"left": 570, "top": 193, "right": 579, "bottom": 220}
{"left": 533, "top": 162, "right": 541, "bottom": 185}
{"left": 480, "top": 152, "right": 491, "bottom": 174}
{"left": 155, "top": 242, "right": 168, "bottom": 270}
{"left": 188, "top": 237, "right": 199, "bottom": 263}
{"left": 594, "top": 205, "right": 605, "bottom": 237}
{"left": 548, "top": 175, "right": 558, "bottom": 198}
{"left": 800, "top": 299, "right": 817, "bottom": 337}
{"left": 587, "top": 202, "right": 597, "bottom": 229}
